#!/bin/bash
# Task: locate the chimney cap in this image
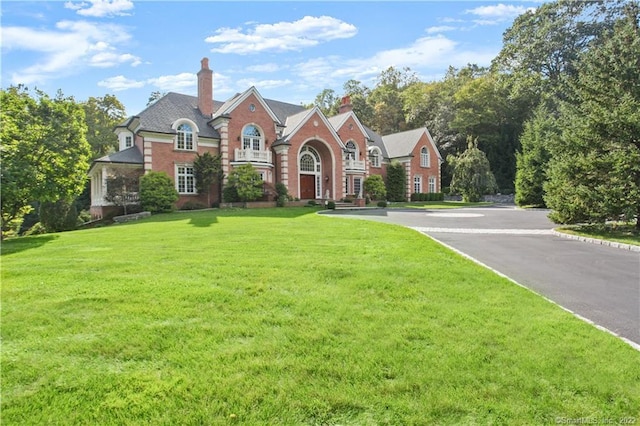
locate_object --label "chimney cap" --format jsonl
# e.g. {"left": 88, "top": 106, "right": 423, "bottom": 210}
{"left": 201, "top": 57, "right": 210, "bottom": 70}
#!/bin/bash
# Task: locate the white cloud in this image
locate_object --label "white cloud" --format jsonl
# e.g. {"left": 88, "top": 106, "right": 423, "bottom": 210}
{"left": 90, "top": 52, "right": 142, "bottom": 68}
{"left": 465, "top": 4, "right": 534, "bottom": 25}
{"left": 147, "top": 73, "right": 197, "bottom": 92}
{"left": 245, "top": 63, "right": 282, "bottom": 73}
{"left": 205, "top": 15, "right": 357, "bottom": 54}
{"left": 1, "top": 20, "right": 140, "bottom": 85}
{"left": 426, "top": 26, "right": 457, "bottom": 34}
{"left": 236, "top": 78, "right": 292, "bottom": 90}
{"left": 294, "top": 35, "right": 498, "bottom": 91}
{"left": 65, "top": 0, "right": 134, "bottom": 17}
{"left": 97, "top": 75, "right": 145, "bottom": 91}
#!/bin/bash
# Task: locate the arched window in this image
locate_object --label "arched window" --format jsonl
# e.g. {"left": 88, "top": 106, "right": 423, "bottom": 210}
{"left": 370, "top": 148, "right": 381, "bottom": 168}
{"left": 300, "top": 154, "right": 315, "bottom": 172}
{"left": 177, "top": 124, "right": 194, "bottom": 150}
{"left": 243, "top": 125, "right": 263, "bottom": 151}
{"left": 345, "top": 141, "right": 357, "bottom": 160}
{"left": 420, "top": 147, "right": 430, "bottom": 167}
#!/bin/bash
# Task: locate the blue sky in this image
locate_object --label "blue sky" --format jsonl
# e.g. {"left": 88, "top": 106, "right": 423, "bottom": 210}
{"left": 1, "top": 1, "right": 538, "bottom": 116}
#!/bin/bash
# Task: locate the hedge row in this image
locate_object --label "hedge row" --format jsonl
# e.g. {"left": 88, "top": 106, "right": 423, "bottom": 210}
{"left": 410, "top": 192, "right": 445, "bottom": 202}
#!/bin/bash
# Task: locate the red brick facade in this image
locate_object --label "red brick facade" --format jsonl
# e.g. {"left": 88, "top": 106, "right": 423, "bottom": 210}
{"left": 89, "top": 58, "right": 442, "bottom": 218}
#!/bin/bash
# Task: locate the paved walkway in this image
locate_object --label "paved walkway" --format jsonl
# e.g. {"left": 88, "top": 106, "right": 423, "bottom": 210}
{"left": 322, "top": 206, "right": 640, "bottom": 349}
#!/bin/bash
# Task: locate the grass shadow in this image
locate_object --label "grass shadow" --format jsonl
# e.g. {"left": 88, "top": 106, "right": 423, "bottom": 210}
{"left": 1, "top": 234, "right": 59, "bottom": 256}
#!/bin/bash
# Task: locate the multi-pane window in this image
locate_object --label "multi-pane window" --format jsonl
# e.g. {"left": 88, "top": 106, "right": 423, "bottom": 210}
{"left": 370, "top": 149, "right": 381, "bottom": 167}
{"left": 345, "top": 141, "right": 357, "bottom": 160}
{"left": 345, "top": 176, "right": 350, "bottom": 194}
{"left": 177, "top": 124, "right": 194, "bottom": 150}
{"left": 354, "top": 177, "right": 362, "bottom": 197}
{"left": 420, "top": 147, "right": 430, "bottom": 167}
{"left": 243, "top": 125, "right": 262, "bottom": 151}
{"left": 125, "top": 135, "right": 133, "bottom": 148}
{"left": 414, "top": 175, "right": 422, "bottom": 194}
{"left": 177, "top": 165, "right": 195, "bottom": 194}
{"left": 428, "top": 176, "right": 437, "bottom": 193}
{"left": 300, "top": 154, "right": 315, "bottom": 172}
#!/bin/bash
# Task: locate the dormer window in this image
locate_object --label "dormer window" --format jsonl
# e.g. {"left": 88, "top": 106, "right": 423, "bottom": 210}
{"left": 117, "top": 131, "right": 134, "bottom": 151}
{"left": 177, "top": 123, "right": 194, "bottom": 150}
{"left": 243, "top": 125, "right": 263, "bottom": 151}
{"left": 370, "top": 148, "right": 381, "bottom": 168}
{"left": 125, "top": 135, "right": 133, "bottom": 148}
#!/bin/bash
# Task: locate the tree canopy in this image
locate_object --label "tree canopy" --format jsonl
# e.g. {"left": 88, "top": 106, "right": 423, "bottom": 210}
{"left": 1, "top": 86, "right": 91, "bottom": 237}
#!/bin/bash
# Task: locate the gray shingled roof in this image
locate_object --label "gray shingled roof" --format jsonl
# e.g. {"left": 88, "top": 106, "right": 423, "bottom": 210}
{"left": 364, "top": 125, "right": 389, "bottom": 158}
{"left": 130, "top": 91, "right": 306, "bottom": 137}
{"left": 93, "top": 146, "right": 143, "bottom": 164}
{"left": 134, "top": 92, "right": 222, "bottom": 139}
{"left": 382, "top": 127, "right": 427, "bottom": 158}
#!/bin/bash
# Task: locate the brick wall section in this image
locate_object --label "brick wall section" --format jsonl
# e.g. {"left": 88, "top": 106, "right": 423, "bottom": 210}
{"left": 407, "top": 132, "right": 441, "bottom": 196}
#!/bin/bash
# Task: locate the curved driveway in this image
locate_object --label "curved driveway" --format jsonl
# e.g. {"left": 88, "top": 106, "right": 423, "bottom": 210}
{"left": 323, "top": 206, "right": 640, "bottom": 347}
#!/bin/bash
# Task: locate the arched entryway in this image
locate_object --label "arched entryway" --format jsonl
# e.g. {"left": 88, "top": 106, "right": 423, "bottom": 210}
{"left": 299, "top": 145, "right": 321, "bottom": 199}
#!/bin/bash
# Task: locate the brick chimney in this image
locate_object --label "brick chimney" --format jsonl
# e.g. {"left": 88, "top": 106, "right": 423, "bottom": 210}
{"left": 197, "top": 57, "right": 213, "bottom": 117}
{"left": 339, "top": 95, "right": 353, "bottom": 114}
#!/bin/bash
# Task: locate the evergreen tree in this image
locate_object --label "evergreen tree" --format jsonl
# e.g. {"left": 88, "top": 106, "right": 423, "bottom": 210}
{"left": 386, "top": 162, "right": 407, "bottom": 202}
{"left": 449, "top": 137, "right": 497, "bottom": 202}
{"left": 227, "top": 164, "right": 263, "bottom": 206}
{"left": 193, "top": 152, "right": 223, "bottom": 206}
{"left": 515, "top": 104, "right": 556, "bottom": 207}
{"left": 545, "top": 4, "right": 640, "bottom": 228}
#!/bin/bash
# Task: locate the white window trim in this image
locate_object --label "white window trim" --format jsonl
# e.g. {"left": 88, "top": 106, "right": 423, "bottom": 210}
{"left": 420, "top": 146, "right": 430, "bottom": 168}
{"left": 175, "top": 163, "right": 196, "bottom": 194}
{"left": 118, "top": 131, "right": 134, "bottom": 151}
{"left": 370, "top": 147, "right": 381, "bottom": 168}
{"left": 414, "top": 175, "right": 422, "bottom": 194}
{"left": 172, "top": 119, "right": 199, "bottom": 151}
{"left": 242, "top": 124, "right": 265, "bottom": 151}
{"left": 428, "top": 176, "right": 437, "bottom": 193}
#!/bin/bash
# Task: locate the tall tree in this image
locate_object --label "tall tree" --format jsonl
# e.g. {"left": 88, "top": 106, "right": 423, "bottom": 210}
{"left": 368, "top": 66, "right": 418, "bottom": 134}
{"left": 343, "top": 79, "right": 373, "bottom": 126}
{"left": 1, "top": 86, "right": 91, "bottom": 237}
{"left": 448, "top": 137, "right": 497, "bottom": 202}
{"left": 193, "top": 152, "right": 223, "bottom": 206}
{"left": 309, "top": 89, "right": 340, "bottom": 116}
{"left": 82, "top": 94, "right": 127, "bottom": 158}
{"left": 545, "top": 4, "right": 640, "bottom": 228}
{"left": 514, "top": 103, "right": 556, "bottom": 207}
{"left": 385, "top": 161, "right": 407, "bottom": 202}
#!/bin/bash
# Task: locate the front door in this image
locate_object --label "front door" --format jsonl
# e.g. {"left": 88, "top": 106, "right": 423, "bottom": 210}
{"left": 300, "top": 174, "right": 316, "bottom": 199}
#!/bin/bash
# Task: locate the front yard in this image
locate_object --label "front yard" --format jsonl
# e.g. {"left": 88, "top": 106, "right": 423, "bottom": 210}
{"left": 2, "top": 208, "right": 638, "bottom": 424}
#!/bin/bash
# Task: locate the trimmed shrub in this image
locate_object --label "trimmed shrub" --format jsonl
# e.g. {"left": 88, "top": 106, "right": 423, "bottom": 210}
{"left": 276, "top": 195, "right": 286, "bottom": 207}
{"left": 222, "top": 184, "right": 240, "bottom": 203}
{"left": 180, "top": 201, "right": 207, "bottom": 210}
{"left": 139, "top": 171, "right": 178, "bottom": 213}
{"left": 275, "top": 183, "right": 288, "bottom": 198}
{"left": 377, "top": 200, "right": 388, "bottom": 208}
{"left": 327, "top": 201, "right": 336, "bottom": 210}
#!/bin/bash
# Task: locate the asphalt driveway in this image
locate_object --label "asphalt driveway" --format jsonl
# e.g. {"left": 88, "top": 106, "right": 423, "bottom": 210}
{"left": 322, "top": 206, "right": 640, "bottom": 347}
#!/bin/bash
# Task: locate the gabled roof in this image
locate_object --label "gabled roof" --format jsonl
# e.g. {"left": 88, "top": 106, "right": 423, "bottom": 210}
{"left": 280, "top": 106, "right": 345, "bottom": 148}
{"left": 213, "top": 86, "right": 282, "bottom": 124}
{"left": 382, "top": 127, "right": 442, "bottom": 160}
{"left": 327, "top": 111, "right": 369, "bottom": 139}
{"left": 132, "top": 92, "right": 222, "bottom": 139}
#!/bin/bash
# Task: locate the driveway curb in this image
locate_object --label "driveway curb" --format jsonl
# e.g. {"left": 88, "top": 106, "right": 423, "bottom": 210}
{"left": 552, "top": 230, "right": 640, "bottom": 252}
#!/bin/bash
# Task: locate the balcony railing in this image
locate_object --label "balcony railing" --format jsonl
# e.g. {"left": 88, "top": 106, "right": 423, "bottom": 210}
{"left": 345, "top": 158, "right": 366, "bottom": 171}
{"left": 235, "top": 148, "right": 272, "bottom": 163}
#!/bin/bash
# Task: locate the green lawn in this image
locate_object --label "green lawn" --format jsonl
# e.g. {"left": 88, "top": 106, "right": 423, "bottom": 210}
{"left": 556, "top": 224, "right": 640, "bottom": 246}
{"left": 388, "top": 201, "right": 492, "bottom": 209}
{"left": 2, "top": 208, "right": 639, "bottom": 424}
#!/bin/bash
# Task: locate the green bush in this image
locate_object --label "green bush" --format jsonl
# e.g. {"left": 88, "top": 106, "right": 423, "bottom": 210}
{"left": 23, "top": 222, "right": 47, "bottom": 236}
{"left": 223, "top": 184, "right": 240, "bottom": 203}
{"left": 327, "top": 201, "right": 336, "bottom": 210}
{"left": 275, "top": 183, "right": 288, "bottom": 198}
{"left": 276, "top": 195, "right": 286, "bottom": 207}
{"left": 139, "top": 172, "right": 178, "bottom": 213}
{"left": 39, "top": 199, "right": 78, "bottom": 232}
{"left": 377, "top": 200, "right": 388, "bottom": 208}
{"left": 411, "top": 192, "right": 444, "bottom": 202}
{"left": 306, "top": 200, "right": 317, "bottom": 206}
